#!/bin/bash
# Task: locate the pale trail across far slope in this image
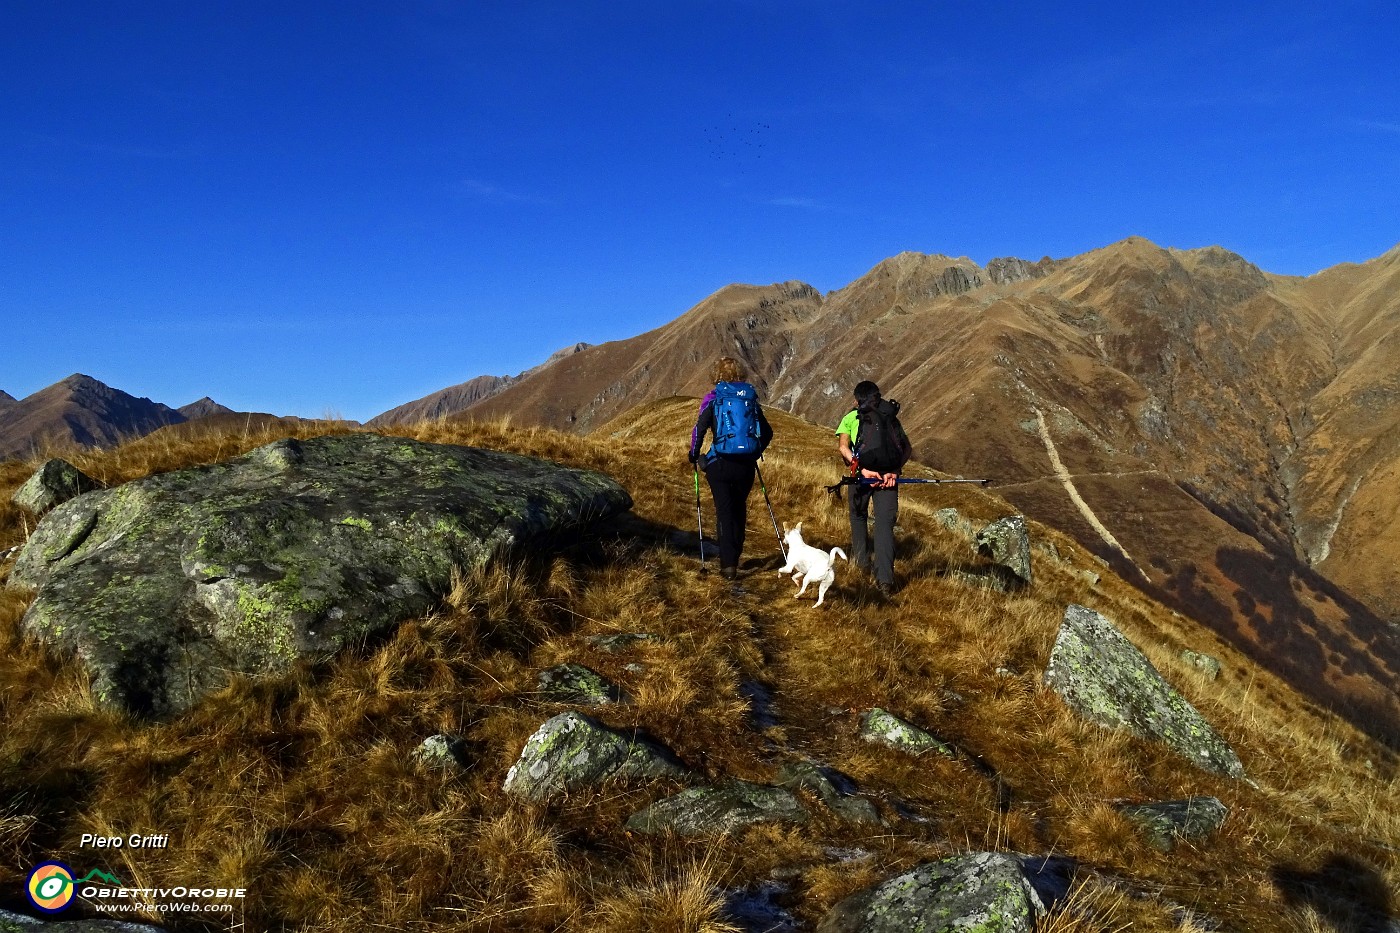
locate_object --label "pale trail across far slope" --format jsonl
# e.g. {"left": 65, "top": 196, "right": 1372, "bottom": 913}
{"left": 1033, "top": 406, "right": 1153, "bottom": 584}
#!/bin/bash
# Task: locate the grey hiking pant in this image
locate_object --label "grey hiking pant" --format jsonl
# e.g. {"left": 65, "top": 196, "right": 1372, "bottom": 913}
{"left": 848, "top": 484, "right": 898, "bottom": 587}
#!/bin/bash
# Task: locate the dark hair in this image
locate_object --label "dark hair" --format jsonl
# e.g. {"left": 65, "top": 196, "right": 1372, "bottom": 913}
{"left": 853, "top": 380, "right": 881, "bottom": 410}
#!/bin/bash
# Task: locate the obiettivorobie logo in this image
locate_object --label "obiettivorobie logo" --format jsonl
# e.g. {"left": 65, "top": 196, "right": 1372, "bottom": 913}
{"left": 26, "top": 863, "right": 123, "bottom": 913}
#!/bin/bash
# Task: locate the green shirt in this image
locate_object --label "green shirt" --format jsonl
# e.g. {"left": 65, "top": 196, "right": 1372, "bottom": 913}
{"left": 835, "top": 409, "right": 860, "bottom": 441}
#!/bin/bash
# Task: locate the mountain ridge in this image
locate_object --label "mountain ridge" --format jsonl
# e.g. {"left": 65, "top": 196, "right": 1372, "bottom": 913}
{"left": 411, "top": 237, "right": 1400, "bottom": 737}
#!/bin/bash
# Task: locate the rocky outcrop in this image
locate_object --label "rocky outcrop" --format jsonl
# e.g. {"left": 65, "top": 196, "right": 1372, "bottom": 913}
{"left": 1045, "top": 605, "right": 1244, "bottom": 778}
{"left": 625, "top": 780, "right": 808, "bottom": 835}
{"left": 817, "top": 852, "right": 1045, "bottom": 933}
{"left": 1181, "top": 649, "right": 1223, "bottom": 681}
{"left": 8, "top": 433, "right": 632, "bottom": 716}
{"left": 778, "top": 760, "right": 880, "bottom": 824}
{"left": 859, "top": 708, "right": 956, "bottom": 759}
{"left": 11, "top": 459, "right": 105, "bottom": 516}
{"left": 537, "top": 663, "right": 624, "bottom": 705}
{"left": 1116, "top": 796, "right": 1229, "bottom": 851}
{"left": 412, "top": 734, "right": 472, "bottom": 773}
{"left": 0, "top": 907, "right": 163, "bottom": 931}
{"left": 987, "top": 256, "right": 1054, "bottom": 285}
{"left": 975, "top": 515, "right": 1033, "bottom": 590}
{"left": 502, "top": 712, "right": 689, "bottom": 801}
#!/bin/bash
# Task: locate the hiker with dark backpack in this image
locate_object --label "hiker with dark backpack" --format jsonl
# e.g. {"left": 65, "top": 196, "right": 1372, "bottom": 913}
{"left": 688, "top": 357, "right": 774, "bottom": 580}
{"left": 836, "top": 380, "right": 913, "bottom": 597}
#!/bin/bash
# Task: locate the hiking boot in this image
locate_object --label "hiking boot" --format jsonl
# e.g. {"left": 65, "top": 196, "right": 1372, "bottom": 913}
{"left": 721, "top": 566, "right": 739, "bottom": 581}
{"left": 876, "top": 581, "right": 895, "bottom": 599}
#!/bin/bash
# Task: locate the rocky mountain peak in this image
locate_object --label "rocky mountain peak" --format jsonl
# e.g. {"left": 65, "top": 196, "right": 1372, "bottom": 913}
{"left": 854, "top": 251, "right": 987, "bottom": 302}
{"left": 178, "top": 397, "right": 236, "bottom": 419}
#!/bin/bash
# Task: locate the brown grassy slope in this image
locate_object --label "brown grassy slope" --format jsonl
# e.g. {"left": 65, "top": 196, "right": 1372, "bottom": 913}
{"left": 0, "top": 405, "right": 1396, "bottom": 932}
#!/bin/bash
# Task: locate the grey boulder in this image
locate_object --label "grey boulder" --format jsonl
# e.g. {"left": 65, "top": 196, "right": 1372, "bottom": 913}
{"left": 502, "top": 712, "right": 689, "bottom": 801}
{"left": 1045, "top": 605, "right": 1244, "bottom": 778}
{"left": 11, "top": 458, "right": 104, "bottom": 515}
{"left": 8, "top": 434, "right": 632, "bottom": 716}
{"left": 537, "top": 663, "right": 624, "bottom": 705}
{"left": 975, "top": 514, "right": 1032, "bottom": 590}
{"left": 818, "top": 852, "right": 1045, "bottom": 933}
{"left": 1116, "top": 796, "right": 1229, "bottom": 851}
{"left": 625, "top": 780, "right": 808, "bottom": 835}
{"left": 859, "top": 708, "right": 956, "bottom": 759}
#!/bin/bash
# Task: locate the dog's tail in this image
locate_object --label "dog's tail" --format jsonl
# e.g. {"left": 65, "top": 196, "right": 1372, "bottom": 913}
{"left": 829, "top": 547, "right": 847, "bottom": 562}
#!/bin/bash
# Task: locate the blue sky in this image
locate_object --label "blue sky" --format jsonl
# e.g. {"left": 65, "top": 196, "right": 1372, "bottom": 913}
{"left": 4, "top": 1, "right": 1397, "bottom": 422}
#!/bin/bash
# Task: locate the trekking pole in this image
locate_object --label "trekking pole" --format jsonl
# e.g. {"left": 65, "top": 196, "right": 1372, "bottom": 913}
{"left": 693, "top": 462, "right": 707, "bottom": 571}
{"left": 825, "top": 476, "right": 993, "bottom": 493}
{"left": 755, "top": 462, "right": 787, "bottom": 563}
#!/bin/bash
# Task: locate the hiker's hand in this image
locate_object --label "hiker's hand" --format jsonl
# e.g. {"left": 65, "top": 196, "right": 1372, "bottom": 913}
{"left": 688, "top": 450, "right": 699, "bottom": 465}
{"left": 881, "top": 472, "right": 897, "bottom": 489}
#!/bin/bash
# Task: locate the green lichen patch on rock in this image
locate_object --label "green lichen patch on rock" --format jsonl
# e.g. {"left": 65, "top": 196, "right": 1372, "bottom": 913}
{"left": 7, "top": 434, "right": 632, "bottom": 717}
{"left": 502, "top": 712, "right": 689, "bottom": 801}
{"left": 817, "top": 851, "right": 1046, "bottom": 933}
{"left": 1045, "top": 605, "right": 1244, "bottom": 778}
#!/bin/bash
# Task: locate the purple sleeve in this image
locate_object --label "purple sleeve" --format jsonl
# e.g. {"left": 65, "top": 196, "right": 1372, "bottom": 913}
{"left": 690, "top": 390, "right": 716, "bottom": 453}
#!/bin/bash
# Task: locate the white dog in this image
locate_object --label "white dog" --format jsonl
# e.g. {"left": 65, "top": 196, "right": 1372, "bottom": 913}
{"left": 777, "top": 522, "right": 847, "bottom": 607}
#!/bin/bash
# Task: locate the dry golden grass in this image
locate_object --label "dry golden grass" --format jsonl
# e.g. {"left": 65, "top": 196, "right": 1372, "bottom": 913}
{"left": 0, "top": 401, "right": 1396, "bottom": 931}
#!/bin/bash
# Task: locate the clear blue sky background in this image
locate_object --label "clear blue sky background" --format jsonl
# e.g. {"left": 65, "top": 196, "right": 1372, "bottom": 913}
{"left": 4, "top": 1, "right": 1397, "bottom": 422}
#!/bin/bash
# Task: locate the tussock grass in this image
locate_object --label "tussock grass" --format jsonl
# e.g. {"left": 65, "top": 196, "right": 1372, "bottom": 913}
{"left": 0, "top": 400, "right": 1396, "bottom": 930}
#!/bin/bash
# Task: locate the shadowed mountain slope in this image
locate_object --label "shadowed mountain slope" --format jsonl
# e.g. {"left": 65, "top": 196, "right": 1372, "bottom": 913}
{"left": 432, "top": 239, "right": 1400, "bottom": 738}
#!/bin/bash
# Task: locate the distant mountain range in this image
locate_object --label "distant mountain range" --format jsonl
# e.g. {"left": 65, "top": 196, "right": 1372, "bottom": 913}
{"left": 1, "top": 375, "right": 254, "bottom": 459}
{"left": 385, "top": 237, "right": 1400, "bottom": 732}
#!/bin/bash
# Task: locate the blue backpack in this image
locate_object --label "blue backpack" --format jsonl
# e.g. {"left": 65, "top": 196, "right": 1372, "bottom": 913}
{"left": 709, "top": 381, "right": 762, "bottom": 456}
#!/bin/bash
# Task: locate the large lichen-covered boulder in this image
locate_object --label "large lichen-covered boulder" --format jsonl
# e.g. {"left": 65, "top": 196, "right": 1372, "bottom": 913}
{"left": 502, "top": 712, "right": 689, "bottom": 801}
{"left": 7, "top": 434, "right": 632, "bottom": 716}
{"left": 817, "top": 852, "right": 1046, "bottom": 933}
{"left": 625, "top": 780, "right": 809, "bottom": 835}
{"left": 11, "top": 458, "right": 105, "bottom": 515}
{"left": 1045, "top": 605, "right": 1244, "bottom": 778}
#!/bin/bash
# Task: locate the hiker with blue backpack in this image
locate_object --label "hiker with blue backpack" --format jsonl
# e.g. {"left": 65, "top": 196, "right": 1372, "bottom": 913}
{"left": 688, "top": 357, "right": 774, "bottom": 581}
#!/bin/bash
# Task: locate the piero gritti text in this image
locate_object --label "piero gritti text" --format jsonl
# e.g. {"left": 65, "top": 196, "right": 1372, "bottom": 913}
{"left": 80, "top": 832, "right": 170, "bottom": 849}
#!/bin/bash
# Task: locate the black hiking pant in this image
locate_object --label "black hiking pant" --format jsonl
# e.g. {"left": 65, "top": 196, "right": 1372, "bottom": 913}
{"left": 849, "top": 483, "right": 898, "bottom": 587}
{"left": 704, "top": 456, "right": 756, "bottom": 570}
